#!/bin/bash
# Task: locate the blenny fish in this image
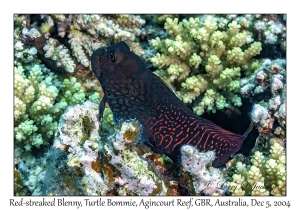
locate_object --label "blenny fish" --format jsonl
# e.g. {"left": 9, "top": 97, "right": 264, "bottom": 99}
{"left": 91, "top": 41, "right": 253, "bottom": 167}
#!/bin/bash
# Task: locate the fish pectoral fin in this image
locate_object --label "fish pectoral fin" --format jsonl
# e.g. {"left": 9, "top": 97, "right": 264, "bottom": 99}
{"left": 98, "top": 95, "right": 107, "bottom": 122}
{"left": 212, "top": 154, "right": 233, "bottom": 168}
{"left": 113, "top": 115, "right": 121, "bottom": 124}
{"left": 145, "top": 141, "right": 165, "bottom": 154}
{"left": 139, "top": 133, "right": 164, "bottom": 154}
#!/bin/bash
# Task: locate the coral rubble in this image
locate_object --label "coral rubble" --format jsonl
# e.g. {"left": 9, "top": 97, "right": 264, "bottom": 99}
{"left": 41, "top": 102, "right": 167, "bottom": 195}
{"left": 180, "top": 145, "right": 226, "bottom": 195}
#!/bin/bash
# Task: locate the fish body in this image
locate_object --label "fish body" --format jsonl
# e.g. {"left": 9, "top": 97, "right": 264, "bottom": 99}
{"left": 91, "top": 41, "right": 251, "bottom": 167}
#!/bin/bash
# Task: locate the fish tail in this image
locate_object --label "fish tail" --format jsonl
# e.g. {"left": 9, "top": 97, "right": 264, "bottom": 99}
{"left": 242, "top": 121, "right": 254, "bottom": 140}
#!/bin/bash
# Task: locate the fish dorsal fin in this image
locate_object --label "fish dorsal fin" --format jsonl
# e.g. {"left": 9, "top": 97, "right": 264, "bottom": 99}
{"left": 242, "top": 121, "right": 254, "bottom": 140}
{"left": 98, "top": 95, "right": 107, "bottom": 122}
{"left": 154, "top": 74, "right": 180, "bottom": 99}
{"left": 123, "top": 40, "right": 132, "bottom": 48}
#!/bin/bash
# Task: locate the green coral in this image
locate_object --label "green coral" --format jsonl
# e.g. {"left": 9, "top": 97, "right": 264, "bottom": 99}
{"left": 13, "top": 15, "right": 106, "bottom": 155}
{"left": 150, "top": 15, "right": 262, "bottom": 115}
{"left": 14, "top": 62, "right": 95, "bottom": 152}
{"left": 88, "top": 92, "right": 100, "bottom": 103}
{"left": 59, "top": 77, "right": 86, "bottom": 105}
{"left": 14, "top": 63, "right": 66, "bottom": 150}
{"left": 40, "top": 22, "right": 54, "bottom": 34}
{"left": 229, "top": 141, "right": 286, "bottom": 196}
{"left": 103, "top": 108, "right": 114, "bottom": 128}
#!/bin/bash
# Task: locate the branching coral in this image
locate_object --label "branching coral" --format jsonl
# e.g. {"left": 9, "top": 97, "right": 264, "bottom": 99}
{"left": 14, "top": 27, "right": 42, "bottom": 65}
{"left": 254, "top": 16, "right": 286, "bottom": 45}
{"left": 68, "top": 27, "right": 106, "bottom": 68}
{"left": 40, "top": 14, "right": 146, "bottom": 69}
{"left": 102, "top": 108, "right": 115, "bottom": 128}
{"left": 226, "top": 58, "right": 286, "bottom": 196}
{"left": 14, "top": 14, "right": 147, "bottom": 74}
{"left": 53, "top": 14, "right": 73, "bottom": 38}
{"left": 150, "top": 15, "right": 262, "bottom": 115}
{"left": 14, "top": 63, "right": 66, "bottom": 150}
{"left": 106, "top": 14, "right": 146, "bottom": 34}
{"left": 67, "top": 15, "right": 146, "bottom": 68}
{"left": 58, "top": 77, "right": 86, "bottom": 105}
{"left": 43, "top": 38, "right": 76, "bottom": 73}
{"left": 14, "top": 63, "right": 95, "bottom": 152}
{"left": 13, "top": 15, "right": 111, "bottom": 155}
{"left": 242, "top": 59, "right": 286, "bottom": 143}
{"left": 229, "top": 141, "right": 286, "bottom": 196}
{"left": 69, "top": 65, "right": 103, "bottom": 100}
{"left": 72, "top": 14, "right": 145, "bottom": 42}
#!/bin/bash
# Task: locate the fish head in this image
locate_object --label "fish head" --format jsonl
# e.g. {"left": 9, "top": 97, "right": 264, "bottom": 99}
{"left": 91, "top": 41, "right": 147, "bottom": 97}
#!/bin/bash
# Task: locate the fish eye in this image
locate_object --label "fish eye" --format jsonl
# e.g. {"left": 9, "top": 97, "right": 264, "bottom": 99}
{"left": 109, "top": 52, "right": 116, "bottom": 63}
{"left": 107, "top": 50, "right": 124, "bottom": 64}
